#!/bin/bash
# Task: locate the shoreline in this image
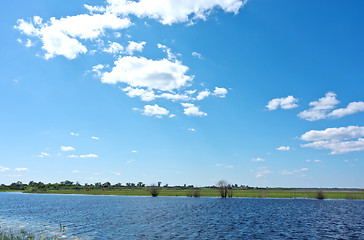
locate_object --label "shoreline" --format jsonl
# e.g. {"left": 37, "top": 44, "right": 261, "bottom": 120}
{"left": 2, "top": 189, "right": 364, "bottom": 200}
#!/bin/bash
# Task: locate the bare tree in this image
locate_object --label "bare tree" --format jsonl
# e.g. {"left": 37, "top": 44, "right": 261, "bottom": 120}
{"left": 217, "top": 180, "right": 229, "bottom": 198}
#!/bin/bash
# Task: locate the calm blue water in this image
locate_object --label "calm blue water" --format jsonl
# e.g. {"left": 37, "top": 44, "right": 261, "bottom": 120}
{"left": 0, "top": 192, "right": 363, "bottom": 239}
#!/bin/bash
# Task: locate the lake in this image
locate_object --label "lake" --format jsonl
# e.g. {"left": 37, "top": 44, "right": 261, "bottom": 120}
{"left": 0, "top": 192, "right": 363, "bottom": 239}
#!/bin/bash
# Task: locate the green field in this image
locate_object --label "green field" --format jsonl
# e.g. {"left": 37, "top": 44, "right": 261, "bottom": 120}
{"left": 18, "top": 188, "right": 364, "bottom": 200}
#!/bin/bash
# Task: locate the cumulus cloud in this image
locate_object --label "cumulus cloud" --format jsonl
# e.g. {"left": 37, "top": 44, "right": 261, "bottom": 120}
{"left": 188, "top": 128, "right": 196, "bottom": 132}
{"left": 301, "top": 126, "right": 364, "bottom": 141}
{"left": 131, "top": 150, "right": 137, "bottom": 153}
{"left": 301, "top": 126, "right": 364, "bottom": 154}
{"left": 122, "top": 87, "right": 156, "bottom": 101}
{"left": 101, "top": 0, "right": 247, "bottom": 25}
{"left": 61, "top": 146, "right": 75, "bottom": 151}
{"left": 251, "top": 158, "right": 265, "bottom": 162}
{"left": 0, "top": 166, "right": 10, "bottom": 172}
{"left": 67, "top": 155, "right": 79, "bottom": 158}
{"left": 181, "top": 103, "right": 207, "bottom": 116}
{"left": 277, "top": 146, "right": 290, "bottom": 151}
{"left": 125, "top": 41, "right": 146, "bottom": 55}
{"left": 213, "top": 87, "right": 228, "bottom": 97}
{"left": 328, "top": 101, "right": 364, "bottom": 118}
{"left": 196, "top": 90, "right": 210, "bottom": 100}
{"left": 143, "top": 104, "right": 169, "bottom": 117}
{"left": 103, "top": 41, "right": 124, "bottom": 54}
{"left": 70, "top": 132, "right": 79, "bottom": 136}
{"left": 15, "top": 13, "right": 131, "bottom": 59}
{"left": 101, "top": 56, "right": 193, "bottom": 91}
{"left": 15, "top": 168, "right": 29, "bottom": 172}
{"left": 91, "top": 136, "right": 100, "bottom": 140}
{"left": 266, "top": 95, "right": 298, "bottom": 111}
{"left": 298, "top": 92, "right": 339, "bottom": 121}
{"left": 298, "top": 92, "right": 364, "bottom": 121}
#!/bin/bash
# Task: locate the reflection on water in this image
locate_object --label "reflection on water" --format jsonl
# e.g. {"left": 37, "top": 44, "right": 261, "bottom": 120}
{"left": 0, "top": 192, "right": 364, "bottom": 239}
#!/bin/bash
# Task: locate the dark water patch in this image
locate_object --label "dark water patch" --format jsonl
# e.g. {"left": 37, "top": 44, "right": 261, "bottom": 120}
{"left": 0, "top": 192, "right": 363, "bottom": 239}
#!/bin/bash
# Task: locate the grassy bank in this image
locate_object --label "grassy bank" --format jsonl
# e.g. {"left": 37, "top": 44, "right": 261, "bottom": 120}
{"left": 19, "top": 188, "right": 364, "bottom": 200}
{"left": 0, "top": 229, "right": 60, "bottom": 240}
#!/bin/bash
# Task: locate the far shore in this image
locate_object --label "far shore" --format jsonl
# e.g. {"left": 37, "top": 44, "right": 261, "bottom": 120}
{"left": 2, "top": 188, "right": 364, "bottom": 200}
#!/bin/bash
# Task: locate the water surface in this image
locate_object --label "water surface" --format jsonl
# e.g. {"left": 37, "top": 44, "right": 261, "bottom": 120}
{"left": 0, "top": 192, "right": 363, "bottom": 239}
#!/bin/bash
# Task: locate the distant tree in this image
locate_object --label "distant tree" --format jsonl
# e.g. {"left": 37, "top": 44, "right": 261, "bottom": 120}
{"left": 158, "top": 182, "right": 161, "bottom": 187}
{"left": 217, "top": 180, "right": 229, "bottom": 198}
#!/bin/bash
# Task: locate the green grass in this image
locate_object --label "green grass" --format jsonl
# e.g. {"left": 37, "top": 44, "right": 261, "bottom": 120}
{"left": 0, "top": 229, "right": 59, "bottom": 240}
{"left": 21, "top": 188, "right": 364, "bottom": 199}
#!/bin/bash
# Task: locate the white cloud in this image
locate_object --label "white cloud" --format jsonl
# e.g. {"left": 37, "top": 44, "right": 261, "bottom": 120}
{"left": 298, "top": 92, "right": 364, "bottom": 121}
{"left": 169, "top": 114, "right": 176, "bottom": 118}
{"left": 15, "top": 168, "right": 29, "bottom": 172}
{"left": 80, "top": 154, "right": 98, "bottom": 158}
{"left": 301, "top": 126, "right": 364, "bottom": 141}
{"left": 122, "top": 87, "right": 156, "bottom": 101}
{"left": 72, "top": 170, "right": 80, "bottom": 173}
{"left": 39, "top": 152, "right": 51, "bottom": 158}
{"left": 185, "top": 90, "right": 196, "bottom": 95}
{"left": 158, "top": 93, "right": 190, "bottom": 101}
{"left": 328, "top": 101, "right": 364, "bottom": 118}
{"left": 255, "top": 167, "right": 272, "bottom": 178}
{"left": 192, "top": 51, "right": 203, "bottom": 59}
{"left": 91, "top": 136, "right": 100, "bottom": 140}
{"left": 131, "top": 150, "right": 137, "bottom": 153}
{"left": 157, "top": 44, "right": 177, "bottom": 61}
{"left": 113, "top": 172, "right": 121, "bottom": 175}
{"left": 181, "top": 103, "right": 207, "bottom": 116}
{"left": 251, "top": 158, "right": 265, "bottom": 162}
{"left": 212, "top": 87, "right": 228, "bottom": 98}
{"left": 103, "top": 41, "right": 124, "bottom": 54}
{"left": 143, "top": 104, "right": 169, "bottom": 117}
{"left": 215, "top": 164, "right": 234, "bottom": 168}
{"left": 314, "top": 160, "right": 321, "bottom": 162}
{"left": 92, "top": 64, "right": 106, "bottom": 77}
{"left": 70, "top": 132, "right": 79, "bottom": 136}
{"left": 298, "top": 92, "right": 339, "bottom": 121}
{"left": 61, "top": 146, "right": 75, "bottom": 152}
{"left": 301, "top": 126, "right": 364, "bottom": 154}
{"left": 280, "top": 168, "right": 308, "bottom": 175}
{"left": 188, "top": 128, "right": 196, "bottom": 132}
{"left": 101, "top": 56, "right": 193, "bottom": 91}
{"left": 15, "top": 13, "right": 131, "bottom": 59}
{"left": 125, "top": 41, "right": 146, "bottom": 55}
{"left": 196, "top": 90, "right": 210, "bottom": 100}
{"left": 266, "top": 95, "right": 298, "bottom": 110}
{"left": 0, "top": 166, "right": 10, "bottom": 172}
{"left": 67, "top": 155, "right": 79, "bottom": 158}
{"left": 277, "top": 146, "right": 290, "bottom": 151}
{"left": 25, "top": 39, "right": 33, "bottom": 47}
{"left": 102, "top": 0, "right": 246, "bottom": 25}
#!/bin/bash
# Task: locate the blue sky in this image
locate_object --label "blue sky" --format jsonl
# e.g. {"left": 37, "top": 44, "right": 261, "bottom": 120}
{"left": 1, "top": 0, "right": 363, "bottom": 187}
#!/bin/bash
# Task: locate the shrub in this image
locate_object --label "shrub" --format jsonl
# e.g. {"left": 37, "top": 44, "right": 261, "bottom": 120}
{"left": 148, "top": 184, "right": 160, "bottom": 197}
{"left": 316, "top": 190, "right": 325, "bottom": 200}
